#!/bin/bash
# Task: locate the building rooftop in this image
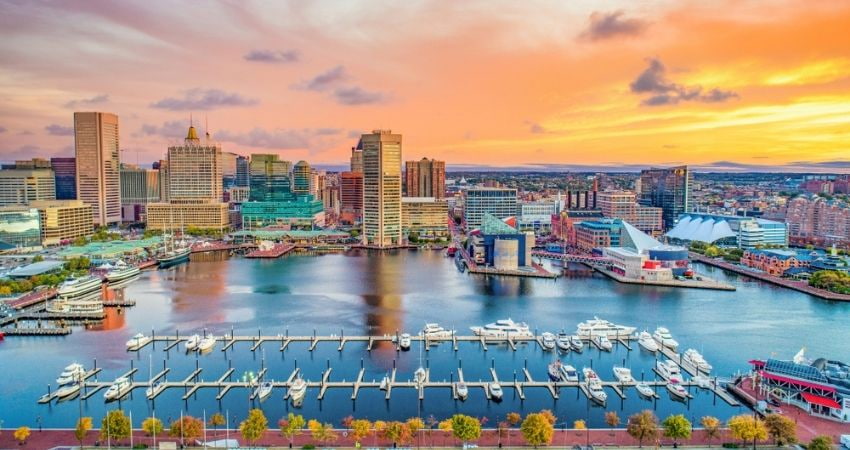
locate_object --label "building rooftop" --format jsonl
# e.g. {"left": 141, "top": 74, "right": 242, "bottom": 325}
{"left": 8, "top": 260, "right": 65, "bottom": 277}
{"left": 479, "top": 213, "right": 519, "bottom": 235}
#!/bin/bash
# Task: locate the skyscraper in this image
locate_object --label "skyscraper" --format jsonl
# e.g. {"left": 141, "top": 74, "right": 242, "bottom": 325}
{"left": 463, "top": 187, "right": 517, "bottom": 229}
{"left": 292, "top": 161, "right": 311, "bottom": 196}
{"left": 222, "top": 151, "right": 238, "bottom": 189}
{"left": 50, "top": 157, "right": 77, "bottom": 200}
{"left": 340, "top": 171, "right": 364, "bottom": 223}
{"left": 638, "top": 165, "right": 692, "bottom": 230}
{"left": 0, "top": 169, "right": 56, "bottom": 205}
{"left": 405, "top": 157, "right": 446, "bottom": 198}
{"left": 350, "top": 145, "right": 363, "bottom": 173}
{"left": 74, "top": 112, "right": 121, "bottom": 226}
{"left": 361, "top": 130, "right": 402, "bottom": 247}
{"left": 249, "top": 154, "right": 292, "bottom": 202}
{"left": 120, "top": 164, "right": 160, "bottom": 222}
{"left": 235, "top": 156, "right": 249, "bottom": 187}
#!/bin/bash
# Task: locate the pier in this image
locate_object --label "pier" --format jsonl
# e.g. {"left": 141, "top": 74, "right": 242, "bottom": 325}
{"left": 245, "top": 243, "right": 295, "bottom": 259}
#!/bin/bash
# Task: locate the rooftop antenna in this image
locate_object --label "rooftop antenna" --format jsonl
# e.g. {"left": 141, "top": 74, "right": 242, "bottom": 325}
{"left": 205, "top": 114, "right": 210, "bottom": 140}
{"left": 190, "top": 112, "right": 193, "bottom": 127}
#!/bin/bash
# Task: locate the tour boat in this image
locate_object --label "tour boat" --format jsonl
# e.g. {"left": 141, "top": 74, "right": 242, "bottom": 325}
{"left": 556, "top": 333, "right": 571, "bottom": 352}
{"left": 561, "top": 364, "right": 579, "bottom": 383}
{"left": 548, "top": 360, "right": 563, "bottom": 381}
{"left": 666, "top": 379, "right": 688, "bottom": 399}
{"left": 652, "top": 327, "right": 679, "bottom": 351}
{"left": 289, "top": 377, "right": 307, "bottom": 407}
{"left": 569, "top": 335, "right": 584, "bottom": 353}
{"left": 635, "top": 382, "right": 654, "bottom": 398}
{"left": 637, "top": 331, "right": 659, "bottom": 352}
{"left": 541, "top": 332, "right": 557, "bottom": 351}
{"left": 125, "top": 333, "right": 152, "bottom": 350}
{"left": 185, "top": 334, "right": 201, "bottom": 351}
{"left": 399, "top": 333, "right": 412, "bottom": 350}
{"left": 456, "top": 382, "right": 468, "bottom": 400}
{"left": 255, "top": 381, "right": 273, "bottom": 401}
{"left": 576, "top": 317, "right": 636, "bottom": 338}
{"left": 197, "top": 335, "right": 216, "bottom": 352}
{"left": 105, "top": 261, "right": 140, "bottom": 283}
{"left": 146, "top": 381, "right": 164, "bottom": 399}
{"left": 489, "top": 382, "right": 503, "bottom": 401}
{"left": 470, "top": 318, "right": 533, "bottom": 338}
{"left": 56, "top": 276, "right": 102, "bottom": 298}
{"left": 422, "top": 323, "right": 455, "bottom": 340}
{"left": 593, "top": 335, "right": 613, "bottom": 352}
{"left": 656, "top": 359, "right": 683, "bottom": 382}
{"left": 683, "top": 349, "right": 713, "bottom": 373}
{"left": 103, "top": 377, "right": 131, "bottom": 402}
{"left": 613, "top": 366, "right": 635, "bottom": 384}
{"left": 56, "top": 363, "right": 85, "bottom": 384}
{"left": 46, "top": 294, "right": 104, "bottom": 314}
{"left": 414, "top": 367, "right": 427, "bottom": 385}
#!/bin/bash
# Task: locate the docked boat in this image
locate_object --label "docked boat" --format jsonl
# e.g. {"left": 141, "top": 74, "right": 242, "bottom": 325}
{"left": 422, "top": 323, "right": 455, "bottom": 340}
{"left": 541, "top": 332, "right": 557, "bottom": 351}
{"left": 103, "top": 377, "right": 131, "bottom": 402}
{"left": 570, "top": 335, "right": 584, "bottom": 353}
{"left": 576, "top": 317, "right": 636, "bottom": 338}
{"left": 470, "top": 318, "right": 533, "bottom": 338}
{"left": 399, "top": 333, "right": 412, "bottom": 350}
{"left": 185, "top": 334, "right": 201, "bottom": 351}
{"left": 146, "top": 381, "right": 163, "bottom": 399}
{"left": 489, "top": 382, "right": 503, "bottom": 401}
{"left": 197, "top": 335, "right": 216, "bottom": 352}
{"left": 46, "top": 293, "right": 104, "bottom": 314}
{"left": 126, "top": 333, "right": 151, "bottom": 350}
{"left": 456, "top": 382, "right": 468, "bottom": 400}
{"left": 613, "top": 366, "right": 635, "bottom": 384}
{"left": 556, "top": 333, "right": 571, "bottom": 352}
{"left": 635, "top": 382, "right": 654, "bottom": 397}
{"left": 414, "top": 367, "right": 427, "bottom": 385}
{"left": 379, "top": 374, "right": 390, "bottom": 391}
{"left": 254, "top": 381, "right": 273, "bottom": 401}
{"left": 56, "top": 363, "right": 85, "bottom": 384}
{"left": 653, "top": 327, "right": 679, "bottom": 351}
{"left": 157, "top": 246, "right": 191, "bottom": 268}
{"left": 583, "top": 367, "right": 600, "bottom": 383}
{"left": 561, "top": 364, "right": 579, "bottom": 383}
{"left": 593, "top": 335, "right": 613, "bottom": 352}
{"left": 666, "top": 379, "right": 688, "bottom": 399}
{"left": 583, "top": 367, "right": 607, "bottom": 403}
{"left": 692, "top": 374, "right": 712, "bottom": 389}
{"left": 637, "top": 331, "right": 659, "bottom": 352}
{"left": 55, "top": 382, "right": 81, "bottom": 399}
{"left": 289, "top": 377, "right": 307, "bottom": 407}
{"left": 548, "top": 360, "right": 563, "bottom": 381}
{"left": 656, "top": 359, "right": 683, "bottom": 382}
{"left": 105, "top": 261, "right": 140, "bottom": 283}
{"left": 57, "top": 276, "right": 102, "bottom": 298}
{"left": 683, "top": 349, "right": 712, "bottom": 373}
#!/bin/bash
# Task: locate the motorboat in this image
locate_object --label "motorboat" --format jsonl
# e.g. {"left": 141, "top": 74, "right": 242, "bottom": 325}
{"left": 593, "top": 335, "right": 613, "bottom": 352}
{"left": 146, "top": 381, "right": 163, "bottom": 399}
{"left": 692, "top": 374, "right": 712, "bottom": 389}
{"left": 583, "top": 367, "right": 600, "bottom": 383}
{"left": 656, "top": 359, "right": 683, "bottom": 382}
{"left": 55, "top": 382, "right": 81, "bottom": 399}
{"left": 637, "top": 331, "right": 659, "bottom": 352}
{"left": 414, "top": 367, "right": 427, "bottom": 385}
{"left": 56, "top": 363, "right": 85, "bottom": 384}
{"left": 556, "top": 333, "right": 571, "bottom": 352}
{"left": 583, "top": 368, "right": 607, "bottom": 403}
{"left": 57, "top": 276, "right": 102, "bottom": 298}
{"left": 197, "top": 335, "right": 216, "bottom": 352}
{"left": 541, "top": 332, "right": 557, "bottom": 351}
{"left": 561, "top": 364, "right": 579, "bottom": 383}
{"left": 289, "top": 377, "right": 307, "bottom": 407}
{"left": 422, "top": 323, "right": 455, "bottom": 340}
{"left": 570, "top": 335, "right": 584, "bottom": 353}
{"left": 653, "top": 327, "right": 679, "bottom": 351}
{"left": 103, "top": 377, "right": 131, "bottom": 402}
{"left": 254, "top": 381, "right": 273, "bottom": 401}
{"left": 125, "top": 333, "right": 152, "bottom": 350}
{"left": 470, "top": 318, "right": 533, "bottom": 338}
{"left": 683, "top": 349, "right": 713, "bottom": 373}
{"left": 613, "top": 366, "right": 635, "bottom": 384}
{"left": 105, "top": 261, "right": 140, "bottom": 283}
{"left": 456, "top": 382, "right": 468, "bottom": 400}
{"left": 379, "top": 374, "right": 390, "bottom": 391}
{"left": 635, "top": 382, "right": 654, "bottom": 398}
{"left": 399, "top": 333, "right": 412, "bottom": 350}
{"left": 185, "top": 334, "right": 201, "bottom": 351}
{"left": 548, "top": 361, "right": 563, "bottom": 381}
{"left": 666, "top": 379, "right": 688, "bottom": 399}
{"left": 576, "top": 317, "right": 636, "bottom": 338}
{"left": 489, "top": 382, "right": 503, "bottom": 401}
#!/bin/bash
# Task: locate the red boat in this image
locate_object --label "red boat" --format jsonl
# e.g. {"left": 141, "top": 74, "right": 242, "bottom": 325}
{"left": 0, "top": 331, "right": 5, "bottom": 341}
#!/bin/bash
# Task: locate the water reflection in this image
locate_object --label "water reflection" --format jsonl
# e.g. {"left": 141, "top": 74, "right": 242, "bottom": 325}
{"left": 360, "top": 251, "right": 403, "bottom": 359}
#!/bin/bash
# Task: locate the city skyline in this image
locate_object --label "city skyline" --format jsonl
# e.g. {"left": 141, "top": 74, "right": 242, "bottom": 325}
{"left": 1, "top": 1, "right": 849, "bottom": 172}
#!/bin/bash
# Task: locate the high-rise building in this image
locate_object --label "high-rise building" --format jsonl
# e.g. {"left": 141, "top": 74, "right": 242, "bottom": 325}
{"left": 361, "top": 130, "right": 403, "bottom": 247}
{"left": 50, "top": 157, "right": 77, "bottom": 200}
{"left": 463, "top": 187, "right": 517, "bottom": 229}
{"left": 0, "top": 169, "right": 56, "bottom": 205}
{"left": 74, "top": 112, "right": 121, "bottom": 226}
{"left": 249, "top": 154, "right": 292, "bottom": 202}
{"left": 350, "top": 145, "right": 363, "bottom": 173}
{"left": 30, "top": 200, "right": 94, "bottom": 246}
{"left": 222, "top": 152, "right": 238, "bottom": 189}
{"left": 340, "top": 171, "right": 364, "bottom": 223}
{"left": 235, "top": 156, "right": 249, "bottom": 187}
{"left": 120, "top": 164, "right": 160, "bottom": 222}
{"left": 638, "top": 165, "right": 692, "bottom": 230}
{"left": 309, "top": 169, "right": 325, "bottom": 198}
{"left": 405, "top": 158, "right": 446, "bottom": 199}
{"left": 292, "top": 161, "right": 311, "bottom": 196}
{"left": 597, "top": 190, "right": 663, "bottom": 236}
{"left": 0, "top": 206, "right": 42, "bottom": 248}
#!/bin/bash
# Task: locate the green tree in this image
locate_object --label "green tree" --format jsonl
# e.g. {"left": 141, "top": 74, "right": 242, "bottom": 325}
{"left": 807, "top": 435, "right": 833, "bottom": 450}
{"left": 101, "top": 410, "right": 132, "bottom": 443}
{"left": 32, "top": 255, "right": 44, "bottom": 263}
{"left": 240, "top": 408, "right": 268, "bottom": 446}
{"left": 75, "top": 417, "right": 92, "bottom": 447}
{"left": 662, "top": 414, "right": 692, "bottom": 446}
{"left": 279, "top": 413, "right": 305, "bottom": 447}
{"left": 728, "top": 414, "right": 767, "bottom": 448}
{"left": 701, "top": 416, "right": 721, "bottom": 447}
{"left": 142, "top": 417, "right": 163, "bottom": 437}
{"left": 627, "top": 410, "right": 659, "bottom": 448}
{"left": 450, "top": 414, "right": 481, "bottom": 444}
{"left": 521, "top": 413, "right": 555, "bottom": 448}
{"left": 169, "top": 415, "right": 204, "bottom": 446}
{"left": 764, "top": 414, "right": 796, "bottom": 445}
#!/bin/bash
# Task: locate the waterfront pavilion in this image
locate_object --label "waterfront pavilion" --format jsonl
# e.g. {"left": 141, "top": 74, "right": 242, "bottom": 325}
{"left": 56, "top": 237, "right": 163, "bottom": 262}
{"left": 8, "top": 260, "right": 64, "bottom": 279}
{"left": 230, "top": 229, "right": 350, "bottom": 245}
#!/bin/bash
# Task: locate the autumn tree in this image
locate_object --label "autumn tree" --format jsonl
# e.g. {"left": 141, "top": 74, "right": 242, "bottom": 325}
{"left": 807, "top": 435, "right": 833, "bottom": 450}
{"left": 728, "top": 414, "right": 767, "bottom": 448}
{"left": 521, "top": 413, "right": 555, "bottom": 447}
{"left": 75, "top": 417, "right": 93, "bottom": 447}
{"left": 451, "top": 414, "right": 481, "bottom": 444}
{"left": 506, "top": 412, "right": 522, "bottom": 427}
{"left": 169, "top": 415, "right": 204, "bottom": 446}
{"left": 208, "top": 412, "right": 226, "bottom": 434}
{"left": 350, "top": 419, "right": 372, "bottom": 445}
{"left": 573, "top": 419, "right": 587, "bottom": 430}
{"left": 662, "top": 414, "right": 692, "bottom": 447}
{"left": 627, "top": 410, "right": 659, "bottom": 448}
{"left": 279, "top": 413, "right": 305, "bottom": 448}
{"left": 383, "top": 421, "right": 412, "bottom": 446}
{"left": 240, "top": 408, "right": 268, "bottom": 446}
{"left": 605, "top": 411, "right": 621, "bottom": 428}
{"left": 101, "top": 410, "right": 132, "bottom": 444}
{"left": 407, "top": 417, "right": 425, "bottom": 444}
{"left": 538, "top": 410, "right": 557, "bottom": 426}
{"left": 700, "top": 416, "right": 721, "bottom": 447}
{"left": 142, "top": 417, "right": 163, "bottom": 437}
{"left": 308, "top": 419, "right": 337, "bottom": 444}
{"left": 14, "top": 427, "right": 30, "bottom": 445}
{"left": 764, "top": 414, "right": 797, "bottom": 445}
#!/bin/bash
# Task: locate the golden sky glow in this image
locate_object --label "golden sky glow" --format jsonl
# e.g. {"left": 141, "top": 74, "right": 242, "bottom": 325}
{"left": 0, "top": 0, "right": 848, "bottom": 171}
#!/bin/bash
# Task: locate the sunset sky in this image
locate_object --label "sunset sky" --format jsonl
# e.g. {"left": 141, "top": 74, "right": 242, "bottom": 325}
{"left": 1, "top": 0, "right": 849, "bottom": 171}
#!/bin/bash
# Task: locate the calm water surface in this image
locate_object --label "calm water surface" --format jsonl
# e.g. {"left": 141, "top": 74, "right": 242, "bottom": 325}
{"left": 2, "top": 250, "right": 849, "bottom": 428}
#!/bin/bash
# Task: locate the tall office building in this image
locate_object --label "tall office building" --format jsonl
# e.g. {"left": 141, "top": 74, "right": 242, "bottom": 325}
{"left": 350, "top": 145, "right": 363, "bottom": 173}
{"left": 638, "top": 165, "right": 692, "bottom": 230}
{"left": 235, "top": 156, "right": 249, "bottom": 187}
{"left": 222, "top": 152, "right": 238, "bottom": 189}
{"left": 597, "top": 190, "right": 663, "bottom": 236}
{"left": 0, "top": 169, "right": 56, "bottom": 205}
{"left": 292, "top": 161, "right": 311, "bottom": 195}
{"left": 120, "top": 164, "right": 160, "bottom": 222}
{"left": 30, "top": 200, "right": 94, "bottom": 246}
{"left": 50, "top": 157, "right": 77, "bottom": 200}
{"left": 309, "top": 169, "right": 325, "bottom": 198}
{"left": 74, "top": 112, "right": 121, "bottom": 226}
{"left": 340, "top": 171, "right": 364, "bottom": 223}
{"left": 361, "top": 130, "right": 402, "bottom": 247}
{"left": 405, "top": 158, "right": 446, "bottom": 198}
{"left": 249, "top": 154, "right": 292, "bottom": 202}
{"left": 463, "top": 187, "right": 518, "bottom": 229}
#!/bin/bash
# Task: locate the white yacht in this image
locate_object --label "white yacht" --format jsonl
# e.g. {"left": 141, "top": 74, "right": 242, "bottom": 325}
{"left": 561, "top": 364, "right": 579, "bottom": 383}
{"left": 185, "top": 334, "right": 201, "bottom": 351}
{"left": 57, "top": 276, "right": 102, "bottom": 298}
{"left": 125, "top": 333, "right": 152, "bottom": 350}
{"left": 635, "top": 382, "right": 654, "bottom": 398}
{"left": 197, "top": 335, "right": 216, "bottom": 352}
{"left": 254, "top": 381, "right": 273, "bottom": 401}
{"left": 667, "top": 379, "right": 688, "bottom": 399}
{"left": 414, "top": 367, "right": 427, "bottom": 385}
{"left": 56, "top": 363, "right": 85, "bottom": 385}
{"left": 637, "top": 331, "right": 659, "bottom": 352}
{"left": 379, "top": 374, "right": 390, "bottom": 391}
{"left": 683, "top": 349, "right": 712, "bottom": 373}
{"left": 541, "top": 332, "right": 557, "bottom": 351}
{"left": 456, "top": 382, "right": 468, "bottom": 400}
{"left": 489, "top": 382, "right": 503, "bottom": 401}
{"left": 103, "top": 377, "right": 131, "bottom": 402}
{"left": 576, "top": 317, "right": 636, "bottom": 338}
{"left": 289, "top": 377, "right": 307, "bottom": 407}
{"left": 556, "top": 333, "right": 571, "bottom": 352}
{"left": 692, "top": 374, "right": 712, "bottom": 389}
{"left": 656, "top": 359, "right": 683, "bottom": 382}
{"left": 56, "top": 382, "right": 81, "bottom": 399}
{"left": 583, "top": 368, "right": 607, "bottom": 403}
{"left": 146, "top": 381, "right": 164, "bottom": 399}
{"left": 570, "top": 335, "right": 584, "bottom": 353}
{"left": 548, "top": 360, "right": 563, "bottom": 381}
{"left": 399, "top": 333, "right": 412, "bottom": 350}
{"left": 593, "top": 335, "right": 613, "bottom": 352}
{"left": 470, "top": 319, "right": 533, "bottom": 338}
{"left": 422, "top": 323, "right": 455, "bottom": 340}
{"left": 613, "top": 367, "right": 635, "bottom": 384}
{"left": 105, "top": 261, "right": 140, "bottom": 283}
{"left": 653, "top": 327, "right": 679, "bottom": 351}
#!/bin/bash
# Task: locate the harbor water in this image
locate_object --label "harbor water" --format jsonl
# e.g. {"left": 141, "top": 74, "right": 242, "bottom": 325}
{"left": 2, "top": 249, "right": 850, "bottom": 428}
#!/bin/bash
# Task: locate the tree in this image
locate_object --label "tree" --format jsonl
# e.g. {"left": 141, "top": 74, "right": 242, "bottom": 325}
{"left": 279, "top": 413, "right": 305, "bottom": 448}
{"left": 142, "top": 417, "right": 163, "bottom": 437}
{"left": 101, "top": 410, "right": 132, "bottom": 443}
{"left": 406, "top": 417, "right": 425, "bottom": 443}
{"left": 350, "top": 419, "right": 372, "bottom": 445}
{"left": 700, "top": 416, "right": 721, "bottom": 447}
{"left": 605, "top": 411, "right": 621, "bottom": 428}
{"left": 383, "top": 421, "right": 412, "bottom": 446}
{"left": 627, "top": 410, "right": 659, "bottom": 448}
{"left": 450, "top": 414, "right": 481, "bottom": 444}
{"left": 169, "top": 415, "right": 204, "bottom": 446}
{"left": 728, "top": 414, "right": 767, "bottom": 448}
{"left": 807, "top": 435, "right": 833, "bottom": 450}
{"left": 240, "top": 408, "right": 268, "bottom": 446}
{"left": 208, "top": 412, "right": 226, "bottom": 433}
{"left": 573, "top": 420, "right": 586, "bottom": 430}
{"left": 32, "top": 255, "right": 44, "bottom": 263}
{"left": 14, "top": 426, "right": 30, "bottom": 445}
{"left": 521, "top": 413, "right": 555, "bottom": 448}
{"left": 538, "top": 410, "right": 556, "bottom": 426}
{"left": 75, "top": 417, "right": 92, "bottom": 447}
{"left": 308, "top": 419, "right": 337, "bottom": 444}
{"left": 764, "top": 414, "right": 796, "bottom": 445}
{"left": 506, "top": 412, "right": 522, "bottom": 427}
{"left": 662, "top": 414, "right": 692, "bottom": 447}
